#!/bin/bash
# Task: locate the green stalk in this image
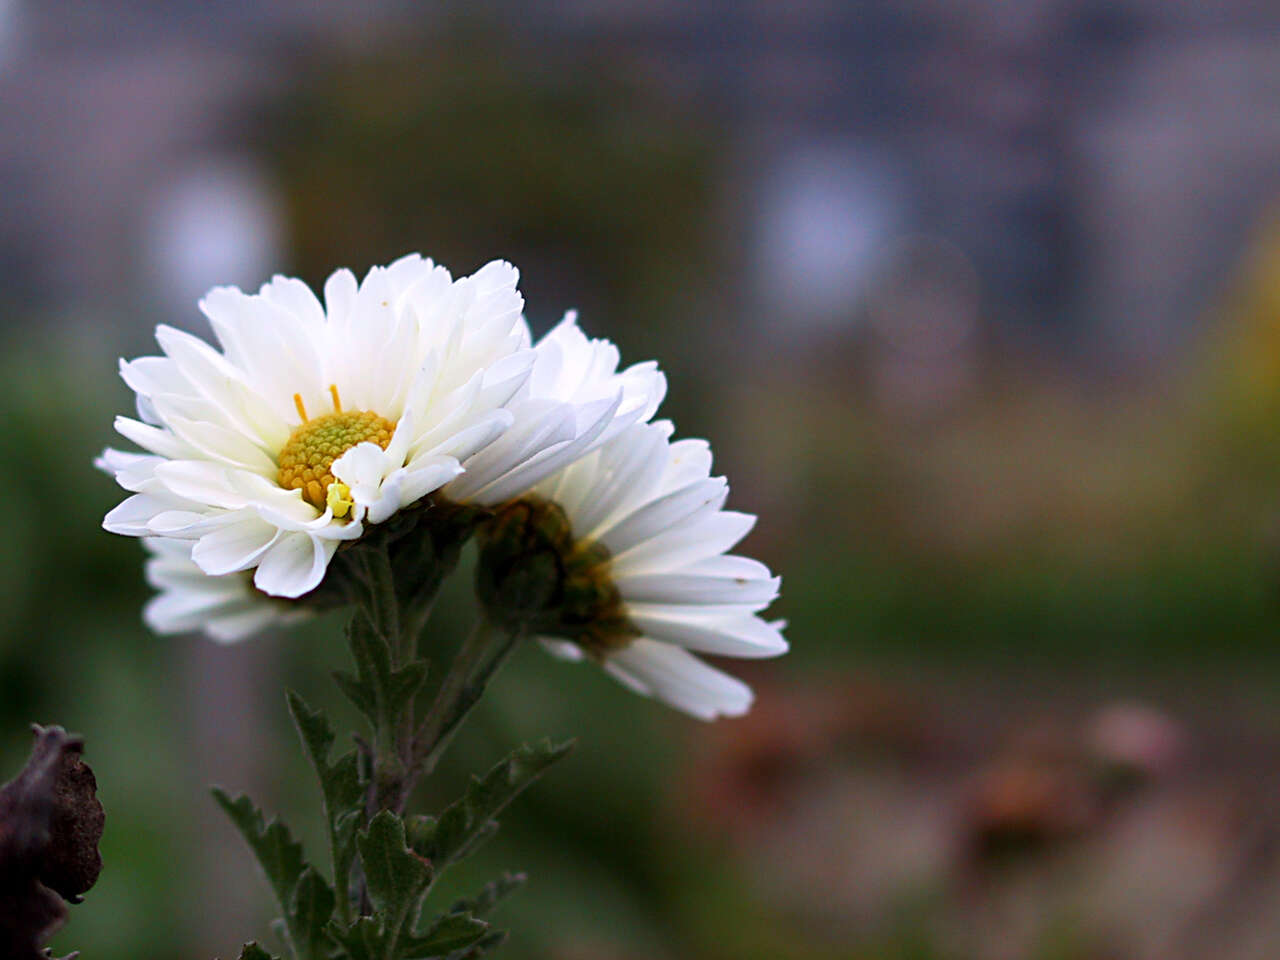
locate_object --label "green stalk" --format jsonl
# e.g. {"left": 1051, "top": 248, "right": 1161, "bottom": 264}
{"left": 407, "top": 618, "right": 524, "bottom": 794}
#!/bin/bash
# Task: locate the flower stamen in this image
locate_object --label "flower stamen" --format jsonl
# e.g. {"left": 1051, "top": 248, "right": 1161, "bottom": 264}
{"left": 278, "top": 385, "right": 396, "bottom": 510}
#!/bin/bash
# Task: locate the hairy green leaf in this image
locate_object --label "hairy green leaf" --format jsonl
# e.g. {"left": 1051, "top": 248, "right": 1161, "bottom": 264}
{"left": 331, "top": 669, "right": 377, "bottom": 723}
{"left": 401, "top": 912, "right": 489, "bottom": 958}
{"left": 450, "top": 872, "right": 527, "bottom": 918}
{"left": 234, "top": 944, "right": 279, "bottom": 960}
{"left": 357, "top": 810, "right": 434, "bottom": 932}
{"left": 447, "top": 929, "right": 508, "bottom": 959}
{"left": 211, "top": 788, "right": 306, "bottom": 914}
{"left": 411, "top": 740, "right": 574, "bottom": 869}
{"left": 287, "top": 689, "right": 366, "bottom": 914}
{"left": 290, "top": 866, "right": 336, "bottom": 958}
{"left": 340, "top": 610, "right": 431, "bottom": 735}
{"left": 327, "top": 916, "right": 384, "bottom": 960}
{"left": 287, "top": 691, "right": 364, "bottom": 815}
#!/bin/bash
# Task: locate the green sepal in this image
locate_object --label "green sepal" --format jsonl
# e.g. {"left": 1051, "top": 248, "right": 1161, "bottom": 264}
{"left": 356, "top": 810, "right": 434, "bottom": 930}
{"left": 289, "top": 866, "right": 336, "bottom": 958}
{"left": 211, "top": 788, "right": 306, "bottom": 914}
{"left": 410, "top": 739, "right": 574, "bottom": 869}
{"left": 449, "top": 872, "right": 527, "bottom": 918}
{"left": 234, "top": 944, "right": 280, "bottom": 960}
{"left": 400, "top": 912, "right": 489, "bottom": 958}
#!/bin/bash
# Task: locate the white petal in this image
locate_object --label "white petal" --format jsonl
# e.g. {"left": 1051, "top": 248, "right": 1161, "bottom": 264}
{"left": 597, "top": 477, "right": 728, "bottom": 556}
{"left": 610, "top": 510, "right": 757, "bottom": 575}
{"left": 203, "top": 605, "right": 291, "bottom": 643}
{"left": 191, "top": 519, "right": 282, "bottom": 575}
{"left": 394, "top": 458, "right": 464, "bottom": 509}
{"left": 154, "top": 407, "right": 277, "bottom": 474}
{"left": 537, "top": 638, "right": 586, "bottom": 662}
{"left": 332, "top": 442, "right": 391, "bottom": 502}
{"left": 114, "top": 416, "right": 197, "bottom": 460}
{"left": 614, "top": 565, "right": 780, "bottom": 606}
{"left": 253, "top": 534, "right": 336, "bottom": 598}
{"left": 623, "top": 609, "right": 788, "bottom": 659}
{"left": 104, "top": 494, "right": 190, "bottom": 536}
{"left": 604, "top": 639, "right": 754, "bottom": 720}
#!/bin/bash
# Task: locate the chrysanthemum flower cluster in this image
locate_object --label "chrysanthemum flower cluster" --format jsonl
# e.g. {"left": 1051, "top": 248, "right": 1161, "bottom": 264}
{"left": 100, "top": 254, "right": 786, "bottom": 719}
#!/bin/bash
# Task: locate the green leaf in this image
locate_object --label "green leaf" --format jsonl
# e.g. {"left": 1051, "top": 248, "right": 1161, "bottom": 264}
{"left": 401, "top": 913, "right": 489, "bottom": 958}
{"left": 340, "top": 610, "right": 431, "bottom": 734}
{"left": 234, "top": 944, "right": 279, "bottom": 960}
{"left": 327, "top": 917, "right": 385, "bottom": 960}
{"left": 212, "top": 788, "right": 306, "bottom": 914}
{"left": 288, "top": 690, "right": 365, "bottom": 813}
{"left": 357, "top": 810, "right": 434, "bottom": 931}
{"left": 334, "top": 807, "right": 363, "bottom": 907}
{"left": 411, "top": 740, "right": 574, "bottom": 869}
{"left": 449, "top": 872, "right": 526, "bottom": 918}
{"left": 287, "top": 689, "right": 366, "bottom": 910}
{"left": 390, "top": 660, "right": 430, "bottom": 716}
{"left": 290, "top": 866, "right": 336, "bottom": 958}
{"left": 332, "top": 668, "right": 377, "bottom": 723}
{"left": 448, "top": 929, "right": 508, "bottom": 959}
{"left": 336, "top": 610, "right": 391, "bottom": 726}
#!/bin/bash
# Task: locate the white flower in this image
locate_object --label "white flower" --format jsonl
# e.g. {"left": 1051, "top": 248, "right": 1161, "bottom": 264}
{"left": 142, "top": 538, "right": 307, "bottom": 642}
{"left": 530, "top": 420, "right": 787, "bottom": 720}
{"left": 442, "top": 312, "right": 666, "bottom": 507}
{"left": 101, "top": 255, "right": 536, "bottom": 598}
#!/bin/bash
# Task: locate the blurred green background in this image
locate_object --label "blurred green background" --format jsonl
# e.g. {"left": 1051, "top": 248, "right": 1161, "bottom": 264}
{"left": 3, "top": 3, "right": 1280, "bottom": 958}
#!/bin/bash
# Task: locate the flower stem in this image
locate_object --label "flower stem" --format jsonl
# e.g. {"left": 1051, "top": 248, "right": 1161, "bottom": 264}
{"left": 363, "top": 547, "right": 402, "bottom": 659}
{"left": 405, "top": 618, "right": 524, "bottom": 798}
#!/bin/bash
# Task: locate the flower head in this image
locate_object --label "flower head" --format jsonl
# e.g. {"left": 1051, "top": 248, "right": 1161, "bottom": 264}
{"left": 479, "top": 420, "right": 786, "bottom": 719}
{"left": 100, "top": 255, "right": 534, "bottom": 598}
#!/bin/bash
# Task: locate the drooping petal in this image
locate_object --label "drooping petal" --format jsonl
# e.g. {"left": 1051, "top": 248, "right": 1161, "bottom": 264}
{"left": 605, "top": 640, "right": 754, "bottom": 720}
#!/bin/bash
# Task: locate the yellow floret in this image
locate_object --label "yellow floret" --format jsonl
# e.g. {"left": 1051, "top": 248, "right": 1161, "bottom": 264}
{"left": 277, "top": 409, "right": 396, "bottom": 509}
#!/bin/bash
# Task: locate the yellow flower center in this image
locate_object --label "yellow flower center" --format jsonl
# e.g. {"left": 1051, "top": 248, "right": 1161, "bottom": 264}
{"left": 277, "top": 386, "right": 396, "bottom": 513}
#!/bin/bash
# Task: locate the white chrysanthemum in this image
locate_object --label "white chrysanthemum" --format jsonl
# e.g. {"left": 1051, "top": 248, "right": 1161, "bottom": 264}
{"left": 101, "top": 255, "right": 538, "bottom": 598}
{"left": 142, "top": 538, "right": 307, "bottom": 642}
{"left": 531, "top": 420, "right": 786, "bottom": 720}
{"left": 442, "top": 312, "right": 666, "bottom": 507}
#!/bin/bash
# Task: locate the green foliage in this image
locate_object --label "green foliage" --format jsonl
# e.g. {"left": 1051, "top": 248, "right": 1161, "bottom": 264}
{"left": 332, "top": 612, "right": 429, "bottom": 735}
{"left": 408, "top": 741, "right": 574, "bottom": 871}
{"left": 287, "top": 692, "right": 364, "bottom": 815}
{"left": 326, "top": 918, "right": 385, "bottom": 960}
{"left": 210, "top": 790, "right": 307, "bottom": 916}
{"left": 399, "top": 913, "right": 489, "bottom": 958}
{"left": 356, "top": 812, "right": 434, "bottom": 931}
{"left": 216, "top": 619, "right": 570, "bottom": 957}
{"left": 287, "top": 691, "right": 365, "bottom": 907}
{"left": 211, "top": 790, "right": 336, "bottom": 960}
{"left": 448, "top": 930, "right": 507, "bottom": 960}
{"left": 214, "top": 539, "right": 575, "bottom": 959}
{"left": 289, "top": 868, "right": 336, "bottom": 958}
{"left": 450, "top": 874, "right": 527, "bottom": 919}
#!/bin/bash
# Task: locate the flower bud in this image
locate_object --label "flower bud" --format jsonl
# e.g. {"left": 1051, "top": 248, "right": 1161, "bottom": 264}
{"left": 475, "top": 499, "right": 570, "bottom": 631}
{"left": 476, "top": 499, "right": 639, "bottom": 653}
